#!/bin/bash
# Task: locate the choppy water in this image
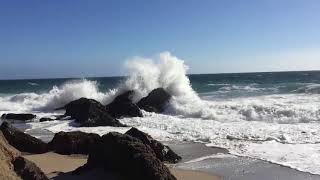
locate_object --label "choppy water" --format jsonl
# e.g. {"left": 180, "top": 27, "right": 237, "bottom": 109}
{"left": 1, "top": 52, "right": 320, "bottom": 174}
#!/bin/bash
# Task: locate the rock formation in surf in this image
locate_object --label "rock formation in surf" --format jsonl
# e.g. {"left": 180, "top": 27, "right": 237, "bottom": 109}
{"left": 1, "top": 113, "right": 36, "bottom": 121}
{"left": 137, "top": 88, "right": 171, "bottom": 113}
{"left": 39, "top": 117, "right": 54, "bottom": 122}
{"left": 57, "top": 97, "right": 125, "bottom": 127}
{"left": 106, "top": 90, "right": 143, "bottom": 118}
{"left": 0, "top": 122, "right": 48, "bottom": 154}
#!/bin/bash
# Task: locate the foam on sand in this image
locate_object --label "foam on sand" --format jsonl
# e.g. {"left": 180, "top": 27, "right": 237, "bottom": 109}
{"left": 2, "top": 52, "right": 320, "bottom": 175}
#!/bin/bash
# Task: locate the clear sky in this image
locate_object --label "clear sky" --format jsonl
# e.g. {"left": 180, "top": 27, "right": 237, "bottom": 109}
{"left": 0, "top": 0, "right": 320, "bottom": 79}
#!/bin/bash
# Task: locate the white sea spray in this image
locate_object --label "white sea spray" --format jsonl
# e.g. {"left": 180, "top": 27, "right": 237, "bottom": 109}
{"left": 1, "top": 52, "right": 320, "bottom": 174}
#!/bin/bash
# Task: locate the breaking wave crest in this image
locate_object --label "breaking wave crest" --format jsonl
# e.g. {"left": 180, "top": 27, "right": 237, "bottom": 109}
{"left": 0, "top": 80, "right": 112, "bottom": 112}
{"left": 0, "top": 52, "right": 320, "bottom": 124}
{"left": 0, "top": 52, "right": 201, "bottom": 114}
{"left": 293, "top": 83, "right": 320, "bottom": 94}
{"left": 1, "top": 52, "right": 320, "bottom": 175}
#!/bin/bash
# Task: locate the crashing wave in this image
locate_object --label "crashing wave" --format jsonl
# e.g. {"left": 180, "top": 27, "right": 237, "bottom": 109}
{"left": 0, "top": 52, "right": 320, "bottom": 124}
{"left": 292, "top": 83, "right": 320, "bottom": 94}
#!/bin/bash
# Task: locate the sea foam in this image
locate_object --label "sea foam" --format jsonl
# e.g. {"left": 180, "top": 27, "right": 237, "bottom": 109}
{"left": 1, "top": 52, "right": 320, "bottom": 175}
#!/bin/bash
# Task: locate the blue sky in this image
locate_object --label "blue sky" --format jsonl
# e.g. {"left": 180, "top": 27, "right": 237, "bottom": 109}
{"left": 0, "top": 0, "right": 320, "bottom": 79}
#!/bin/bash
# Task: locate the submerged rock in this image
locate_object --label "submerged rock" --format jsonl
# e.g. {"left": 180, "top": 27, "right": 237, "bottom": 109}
{"left": 106, "top": 91, "right": 143, "bottom": 118}
{"left": 49, "top": 131, "right": 100, "bottom": 155}
{"left": 75, "top": 132, "right": 177, "bottom": 180}
{"left": 1, "top": 113, "right": 36, "bottom": 121}
{"left": 0, "top": 131, "right": 21, "bottom": 180}
{"left": 126, "top": 127, "right": 181, "bottom": 163}
{"left": 137, "top": 88, "right": 171, "bottom": 113}
{"left": 39, "top": 117, "right": 54, "bottom": 122}
{"left": 0, "top": 122, "right": 48, "bottom": 154}
{"left": 59, "top": 98, "right": 125, "bottom": 127}
{"left": 13, "top": 157, "right": 49, "bottom": 180}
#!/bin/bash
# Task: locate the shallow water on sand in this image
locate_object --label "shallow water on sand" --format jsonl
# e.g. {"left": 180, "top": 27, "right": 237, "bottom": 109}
{"left": 1, "top": 54, "right": 320, "bottom": 175}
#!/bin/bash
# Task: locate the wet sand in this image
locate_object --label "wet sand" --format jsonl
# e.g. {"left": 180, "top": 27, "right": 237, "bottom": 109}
{"left": 22, "top": 137, "right": 320, "bottom": 180}
{"left": 167, "top": 142, "right": 320, "bottom": 180}
{"left": 171, "top": 169, "right": 220, "bottom": 180}
{"left": 23, "top": 152, "right": 87, "bottom": 178}
{"left": 23, "top": 152, "right": 221, "bottom": 180}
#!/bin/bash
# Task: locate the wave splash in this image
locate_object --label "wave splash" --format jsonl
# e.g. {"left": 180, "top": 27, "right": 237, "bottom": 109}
{"left": 123, "top": 52, "right": 198, "bottom": 101}
{"left": 122, "top": 52, "right": 209, "bottom": 118}
{"left": 0, "top": 80, "right": 112, "bottom": 112}
{"left": 1, "top": 52, "right": 320, "bottom": 175}
{"left": 0, "top": 52, "right": 202, "bottom": 114}
{"left": 0, "top": 52, "right": 320, "bottom": 124}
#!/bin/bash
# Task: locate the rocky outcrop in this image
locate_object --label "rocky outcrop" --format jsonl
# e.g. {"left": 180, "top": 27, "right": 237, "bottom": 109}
{"left": 58, "top": 98, "right": 125, "bottom": 127}
{"left": 1, "top": 113, "right": 36, "bottom": 121}
{"left": 137, "top": 88, "right": 171, "bottom": 113}
{"left": 49, "top": 131, "right": 100, "bottom": 155}
{"left": 39, "top": 118, "right": 54, "bottom": 122}
{"left": 126, "top": 128, "right": 181, "bottom": 163}
{"left": 0, "top": 131, "right": 21, "bottom": 180}
{"left": 13, "top": 157, "right": 49, "bottom": 180}
{"left": 0, "top": 131, "right": 48, "bottom": 180}
{"left": 75, "top": 132, "right": 177, "bottom": 180}
{"left": 106, "top": 91, "right": 143, "bottom": 118}
{"left": 0, "top": 122, "right": 48, "bottom": 154}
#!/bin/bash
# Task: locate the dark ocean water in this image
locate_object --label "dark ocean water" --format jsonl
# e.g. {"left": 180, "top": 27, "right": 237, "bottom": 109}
{"left": 1, "top": 71, "right": 320, "bottom": 174}
{"left": 1, "top": 71, "right": 320, "bottom": 97}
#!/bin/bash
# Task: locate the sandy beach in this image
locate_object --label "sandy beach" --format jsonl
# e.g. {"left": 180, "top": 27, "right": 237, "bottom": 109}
{"left": 21, "top": 140, "right": 320, "bottom": 180}
{"left": 23, "top": 152, "right": 221, "bottom": 180}
{"left": 168, "top": 142, "right": 320, "bottom": 180}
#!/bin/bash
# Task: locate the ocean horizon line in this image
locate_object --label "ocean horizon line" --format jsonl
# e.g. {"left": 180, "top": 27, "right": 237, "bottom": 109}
{"left": 1, "top": 69, "right": 320, "bottom": 81}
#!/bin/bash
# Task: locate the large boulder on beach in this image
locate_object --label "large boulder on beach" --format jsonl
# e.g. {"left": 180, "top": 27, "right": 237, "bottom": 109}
{"left": 75, "top": 132, "right": 177, "bottom": 180}
{"left": 1, "top": 113, "right": 36, "bottom": 121}
{"left": 59, "top": 98, "right": 125, "bottom": 127}
{"left": 106, "top": 91, "right": 143, "bottom": 118}
{"left": 0, "top": 122, "right": 48, "bottom": 154}
{"left": 49, "top": 131, "right": 100, "bottom": 155}
{"left": 137, "top": 88, "right": 171, "bottom": 113}
{"left": 13, "top": 157, "right": 49, "bottom": 180}
{"left": 126, "top": 127, "right": 181, "bottom": 163}
{"left": 0, "top": 131, "right": 21, "bottom": 180}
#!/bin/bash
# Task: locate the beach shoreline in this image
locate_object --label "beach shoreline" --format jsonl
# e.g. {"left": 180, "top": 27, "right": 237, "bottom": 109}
{"left": 21, "top": 141, "right": 320, "bottom": 180}
{"left": 167, "top": 142, "right": 320, "bottom": 180}
{"left": 2, "top": 70, "right": 320, "bottom": 176}
{"left": 23, "top": 152, "right": 221, "bottom": 180}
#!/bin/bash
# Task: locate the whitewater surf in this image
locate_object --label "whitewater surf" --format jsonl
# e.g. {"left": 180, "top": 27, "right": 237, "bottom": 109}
{"left": 1, "top": 52, "right": 320, "bottom": 174}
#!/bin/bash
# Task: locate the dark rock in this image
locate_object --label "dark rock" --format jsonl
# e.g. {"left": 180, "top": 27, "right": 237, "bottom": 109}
{"left": 39, "top": 118, "right": 54, "bottom": 122}
{"left": 75, "top": 132, "right": 176, "bottom": 180}
{"left": 54, "top": 115, "right": 72, "bottom": 121}
{"left": 126, "top": 127, "right": 181, "bottom": 163}
{"left": 106, "top": 91, "right": 143, "bottom": 118}
{"left": 137, "top": 88, "right": 171, "bottom": 113}
{"left": 0, "top": 131, "right": 21, "bottom": 180}
{"left": 0, "top": 122, "right": 48, "bottom": 154}
{"left": 49, "top": 131, "right": 100, "bottom": 155}
{"left": 60, "top": 98, "right": 125, "bottom": 127}
{"left": 13, "top": 157, "right": 49, "bottom": 180}
{"left": 1, "top": 113, "right": 36, "bottom": 121}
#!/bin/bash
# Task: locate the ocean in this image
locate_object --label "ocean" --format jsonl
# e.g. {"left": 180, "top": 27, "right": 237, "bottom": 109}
{"left": 1, "top": 54, "right": 320, "bottom": 175}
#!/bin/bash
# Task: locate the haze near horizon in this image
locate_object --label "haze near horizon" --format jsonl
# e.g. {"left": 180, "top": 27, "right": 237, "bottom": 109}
{"left": 0, "top": 0, "right": 320, "bottom": 79}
